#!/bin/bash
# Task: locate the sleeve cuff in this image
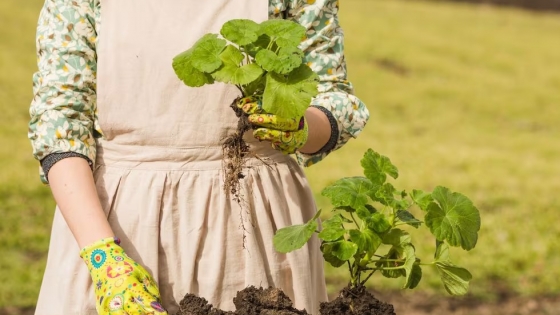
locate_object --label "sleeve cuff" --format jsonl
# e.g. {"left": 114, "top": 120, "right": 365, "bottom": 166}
{"left": 40, "top": 152, "right": 94, "bottom": 183}
{"left": 306, "top": 105, "right": 340, "bottom": 155}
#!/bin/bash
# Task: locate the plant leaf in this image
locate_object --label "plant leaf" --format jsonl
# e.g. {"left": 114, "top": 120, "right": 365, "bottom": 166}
{"left": 321, "top": 177, "right": 375, "bottom": 214}
{"left": 273, "top": 220, "right": 318, "bottom": 253}
{"left": 330, "top": 240, "right": 359, "bottom": 261}
{"left": 262, "top": 64, "right": 318, "bottom": 118}
{"left": 259, "top": 19, "right": 306, "bottom": 48}
{"left": 361, "top": 149, "right": 399, "bottom": 186}
{"left": 255, "top": 47, "right": 303, "bottom": 74}
{"left": 365, "top": 212, "right": 392, "bottom": 234}
{"left": 318, "top": 214, "right": 346, "bottom": 242}
{"left": 412, "top": 189, "right": 434, "bottom": 211}
{"left": 372, "top": 183, "right": 398, "bottom": 207}
{"left": 245, "top": 34, "right": 273, "bottom": 58}
{"left": 349, "top": 229, "right": 382, "bottom": 256}
{"left": 435, "top": 240, "right": 450, "bottom": 262}
{"left": 376, "top": 248, "right": 406, "bottom": 278}
{"left": 242, "top": 73, "right": 266, "bottom": 96}
{"left": 396, "top": 210, "right": 422, "bottom": 228}
{"left": 382, "top": 229, "right": 412, "bottom": 247}
{"left": 172, "top": 48, "right": 215, "bottom": 87}
{"left": 435, "top": 261, "right": 472, "bottom": 296}
{"left": 402, "top": 245, "right": 418, "bottom": 289}
{"left": 220, "top": 19, "right": 261, "bottom": 46}
{"left": 211, "top": 46, "right": 264, "bottom": 85}
{"left": 405, "top": 264, "right": 423, "bottom": 289}
{"left": 425, "top": 186, "right": 481, "bottom": 251}
{"left": 190, "top": 34, "right": 227, "bottom": 73}
{"left": 321, "top": 242, "right": 346, "bottom": 268}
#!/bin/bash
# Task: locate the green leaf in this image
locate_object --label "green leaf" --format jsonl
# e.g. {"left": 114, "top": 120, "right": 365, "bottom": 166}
{"left": 213, "top": 63, "right": 264, "bottom": 85}
{"left": 318, "top": 214, "right": 346, "bottom": 242}
{"left": 220, "top": 19, "right": 261, "bottom": 46}
{"left": 259, "top": 19, "right": 306, "bottom": 48}
{"left": 412, "top": 189, "right": 433, "bottom": 211}
{"left": 405, "top": 264, "right": 423, "bottom": 289}
{"left": 435, "top": 240, "right": 450, "bottom": 262}
{"left": 262, "top": 64, "right": 318, "bottom": 118}
{"left": 382, "top": 229, "right": 412, "bottom": 247}
{"left": 330, "top": 240, "right": 359, "bottom": 261}
{"left": 396, "top": 210, "right": 422, "bottom": 228}
{"left": 366, "top": 212, "right": 392, "bottom": 234}
{"left": 425, "top": 186, "right": 481, "bottom": 251}
{"left": 372, "top": 183, "right": 398, "bottom": 207}
{"left": 255, "top": 47, "right": 303, "bottom": 74}
{"left": 349, "top": 229, "right": 382, "bottom": 256}
{"left": 242, "top": 73, "right": 266, "bottom": 96}
{"left": 321, "top": 242, "right": 346, "bottom": 268}
{"left": 321, "top": 177, "right": 375, "bottom": 214}
{"left": 361, "top": 149, "right": 399, "bottom": 186}
{"left": 376, "top": 248, "right": 405, "bottom": 278}
{"left": 402, "top": 245, "right": 418, "bottom": 289}
{"left": 211, "top": 46, "right": 264, "bottom": 85}
{"left": 273, "top": 220, "right": 318, "bottom": 253}
{"left": 245, "top": 34, "right": 273, "bottom": 58}
{"left": 172, "top": 49, "right": 215, "bottom": 87}
{"left": 435, "top": 261, "right": 472, "bottom": 296}
{"left": 190, "top": 34, "right": 227, "bottom": 73}
{"left": 355, "top": 204, "right": 376, "bottom": 221}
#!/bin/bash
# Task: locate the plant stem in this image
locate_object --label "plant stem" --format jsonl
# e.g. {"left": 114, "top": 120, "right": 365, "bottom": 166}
{"left": 349, "top": 212, "right": 359, "bottom": 227}
{"left": 360, "top": 269, "right": 377, "bottom": 286}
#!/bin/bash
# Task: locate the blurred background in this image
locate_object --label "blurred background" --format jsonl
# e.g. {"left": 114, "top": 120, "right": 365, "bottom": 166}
{"left": 1, "top": 0, "right": 559, "bottom": 314}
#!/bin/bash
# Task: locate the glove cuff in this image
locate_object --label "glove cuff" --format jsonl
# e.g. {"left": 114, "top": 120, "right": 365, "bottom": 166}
{"left": 79, "top": 237, "right": 122, "bottom": 267}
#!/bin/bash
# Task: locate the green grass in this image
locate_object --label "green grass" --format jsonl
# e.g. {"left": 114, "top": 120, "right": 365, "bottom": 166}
{"left": 1, "top": 0, "right": 560, "bottom": 309}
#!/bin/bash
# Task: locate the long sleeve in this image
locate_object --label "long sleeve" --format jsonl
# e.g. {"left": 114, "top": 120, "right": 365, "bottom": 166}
{"left": 270, "top": 0, "right": 370, "bottom": 166}
{"left": 28, "top": 0, "right": 101, "bottom": 183}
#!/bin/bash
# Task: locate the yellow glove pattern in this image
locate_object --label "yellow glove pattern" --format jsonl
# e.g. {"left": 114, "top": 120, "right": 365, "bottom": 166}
{"left": 80, "top": 237, "right": 168, "bottom": 315}
{"left": 237, "top": 97, "right": 309, "bottom": 154}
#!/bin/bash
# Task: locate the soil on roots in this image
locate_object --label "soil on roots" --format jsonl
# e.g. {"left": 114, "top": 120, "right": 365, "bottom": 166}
{"left": 222, "top": 97, "right": 252, "bottom": 203}
{"left": 174, "top": 286, "right": 310, "bottom": 315}
{"left": 320, "top": 286, "right": 396, "bottom": 315}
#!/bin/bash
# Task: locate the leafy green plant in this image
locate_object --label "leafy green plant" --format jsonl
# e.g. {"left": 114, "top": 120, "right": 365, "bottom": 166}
{"left": 172, "top": 19, "right": 318, "bottom": 201}
{"left": 274, "top": 149, "right": 481, "bottom": 296}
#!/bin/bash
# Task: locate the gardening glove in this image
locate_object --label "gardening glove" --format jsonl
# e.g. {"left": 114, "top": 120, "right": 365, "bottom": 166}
{"left": 80, "top": 237, "right": 168, "bottom": 315}
{"left": 237, "top": 97, "right": 308, "bottom": 154}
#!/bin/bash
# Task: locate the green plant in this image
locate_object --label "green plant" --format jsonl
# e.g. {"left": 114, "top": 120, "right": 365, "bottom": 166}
{"left": 274, "top": 149, "right": 481, "bottom": 296}
{"left": 172, "top": 19, "right": 318, "bottom": 200}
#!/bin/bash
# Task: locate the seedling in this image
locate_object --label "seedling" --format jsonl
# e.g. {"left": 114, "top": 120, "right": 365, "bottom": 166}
{"left": 274, "top": 149, "right": 481, "bottom": 296}
{"left": 172, "top": 19, "right": 318, "bottom": 201}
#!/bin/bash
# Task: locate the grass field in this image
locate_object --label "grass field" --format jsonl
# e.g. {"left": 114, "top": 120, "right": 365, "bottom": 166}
{"left": 1, "top": 0, "right": 560, "bottom": 310}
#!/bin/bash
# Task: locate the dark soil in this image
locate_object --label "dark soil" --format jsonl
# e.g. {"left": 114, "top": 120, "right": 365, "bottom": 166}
{"left": 9, "top": 290, "right": 560, "bottom": 315}
{"left": 320, "top": 286, "right": 395, "bottom": 315}
{"left": 174, "top": 286, "right": 309, "bottom": 315}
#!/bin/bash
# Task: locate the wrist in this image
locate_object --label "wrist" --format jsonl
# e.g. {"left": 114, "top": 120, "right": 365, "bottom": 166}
{"left": 80, "top": 236, "right": 121, "bottom": 268}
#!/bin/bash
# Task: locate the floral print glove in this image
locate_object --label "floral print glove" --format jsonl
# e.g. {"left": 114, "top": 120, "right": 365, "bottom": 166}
{"left": 237, "top": 97, "right": 309, "bottom": 154}
{"left": 80, "top": 237, "right": 168, "bottom": 315}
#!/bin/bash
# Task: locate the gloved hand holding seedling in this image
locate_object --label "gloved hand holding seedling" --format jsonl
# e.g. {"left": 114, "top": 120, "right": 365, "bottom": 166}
{"left": 172, "top": 19, "right": 318, "bottom": 201}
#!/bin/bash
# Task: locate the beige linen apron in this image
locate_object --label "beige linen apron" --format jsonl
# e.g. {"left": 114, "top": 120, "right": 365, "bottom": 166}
{"left": 35, "top": 1, "right": 327, "bottom": 314}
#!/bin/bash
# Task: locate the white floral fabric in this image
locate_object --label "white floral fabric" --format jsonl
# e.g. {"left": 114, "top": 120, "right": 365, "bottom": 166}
{"left": 29, "top": 0, "right": 369, "bottom": 183}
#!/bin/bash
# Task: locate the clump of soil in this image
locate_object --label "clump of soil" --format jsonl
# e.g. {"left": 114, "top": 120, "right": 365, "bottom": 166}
{"left": 222, "top": 97, "right": 252, "bottom": 203}
{"left": 320, "top": 286, "right": 396, "bottom": 315}
{"left": 174, "top": 286, "right": 396, "bottom": 315}
{"left": 174, "top": 286, "right": 309, "bottom": 315}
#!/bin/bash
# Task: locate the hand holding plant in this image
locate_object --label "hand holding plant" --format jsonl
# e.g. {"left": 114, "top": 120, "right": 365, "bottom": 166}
{"left": 274, "top": 149, "right": 481, "bottom": 296}
{"left": 172, "top": 18, "right": 318, "bottom": 201}
{"left": 237, "top": 97, "right": 308, "bottom": 154}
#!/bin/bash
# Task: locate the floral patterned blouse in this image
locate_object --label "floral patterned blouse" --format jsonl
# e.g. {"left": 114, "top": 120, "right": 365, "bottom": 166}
{"left": 29, "top": 0, "right": 369, "bottom": 183}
